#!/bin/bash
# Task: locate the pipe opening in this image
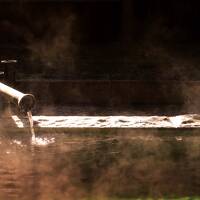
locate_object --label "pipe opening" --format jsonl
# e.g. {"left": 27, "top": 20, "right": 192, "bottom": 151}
{"left": 18, "top": 94, "right": 36, "bottom": 113}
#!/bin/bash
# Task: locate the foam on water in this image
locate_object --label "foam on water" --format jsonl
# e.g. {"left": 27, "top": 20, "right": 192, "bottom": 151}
{"left": 31, "top": 137, "right": 55, "bottom": 146}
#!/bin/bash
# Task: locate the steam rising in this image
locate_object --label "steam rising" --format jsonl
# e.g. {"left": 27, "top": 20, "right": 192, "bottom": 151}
{"left": 27, "top": 12, "right": 77, "bottom": 75}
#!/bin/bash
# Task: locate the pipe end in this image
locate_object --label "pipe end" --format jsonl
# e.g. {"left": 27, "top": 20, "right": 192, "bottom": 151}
{"left": 18, "top": 94, "right": 36, "bottom": 112}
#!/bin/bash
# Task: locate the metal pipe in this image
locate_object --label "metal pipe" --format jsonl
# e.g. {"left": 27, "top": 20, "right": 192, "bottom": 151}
{"left": 0, "top": 82, "right": 35, "bottom": 112}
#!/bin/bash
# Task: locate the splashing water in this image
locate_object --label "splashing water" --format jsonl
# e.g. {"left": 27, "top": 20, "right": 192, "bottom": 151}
{"left": 27, "top": 111, "right": 55, "bottom": 146}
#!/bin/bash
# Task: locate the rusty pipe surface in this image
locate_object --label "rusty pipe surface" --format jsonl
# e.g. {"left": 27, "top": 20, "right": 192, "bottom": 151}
{"left": 0, "top": 82, "right": 35, "bottom": 112}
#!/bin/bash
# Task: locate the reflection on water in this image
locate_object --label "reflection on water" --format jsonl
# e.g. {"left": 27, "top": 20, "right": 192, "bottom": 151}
{"left": 0, "top": 130, "right": 200, "bottom": 200}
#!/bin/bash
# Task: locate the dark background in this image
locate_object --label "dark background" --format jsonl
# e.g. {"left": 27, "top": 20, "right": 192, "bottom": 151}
{"left": 0, "top": 0, "right": 200, "bottom": 80}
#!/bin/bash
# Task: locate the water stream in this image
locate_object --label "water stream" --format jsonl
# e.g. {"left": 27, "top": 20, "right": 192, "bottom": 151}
{"left": 27, "top": 111, "right": 54, "bottom": 146}
{"left": 27, "top": 111, "right": 36, "bottom": 142}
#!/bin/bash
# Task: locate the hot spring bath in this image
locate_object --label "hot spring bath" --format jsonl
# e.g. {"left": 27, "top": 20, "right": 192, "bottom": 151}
{"left": 0, "top": 106, "right": 199, "bottom": 199}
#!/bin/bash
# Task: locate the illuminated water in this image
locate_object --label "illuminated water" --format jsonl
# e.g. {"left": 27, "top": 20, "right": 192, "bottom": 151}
{"left": 27, "top": 111, "right": 55, "bottom": 146}
{"left": 0, "top": 130, "right": 200, "bottom": 200}
{"left": 27, "top": 111, "right": 36, "bottom": 142}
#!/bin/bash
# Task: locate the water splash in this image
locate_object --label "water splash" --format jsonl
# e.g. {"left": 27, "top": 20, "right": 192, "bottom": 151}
{"left": 31, "top": 137, "right": 55, "bottom": 146}
{"left": 27, "top": 111, "right": 55, "bottom": 146}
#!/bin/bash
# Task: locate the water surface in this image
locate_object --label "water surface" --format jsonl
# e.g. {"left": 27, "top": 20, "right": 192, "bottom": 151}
{"left": 0, "top": 130, "right": 200, "bottom": 200}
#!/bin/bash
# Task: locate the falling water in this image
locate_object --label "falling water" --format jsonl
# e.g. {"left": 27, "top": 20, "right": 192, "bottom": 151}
{"left": 27, "top": 111, "right": 55, "bottom": 146}
{"left": 27, "top": 111, "right": 36, "bottom": 142}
